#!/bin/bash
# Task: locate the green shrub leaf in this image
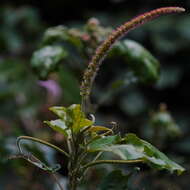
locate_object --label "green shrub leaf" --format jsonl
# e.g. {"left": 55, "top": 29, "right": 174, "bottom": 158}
{"left": 88, "top": 135, "right": 121, "bottom": 151}
{"left": 113, "top": 39, "right": 160, "bottom": 84}
{"left": 46, "top": 104, "right": 93, "bottom": 134}
{"left": 44, "top": 119, "right": 70, "bottom": 137}
{"left": 42, "top": 26, "right": 84, "bottom": 49}
{"left": 68, "top": 104, "right": 93, "bottom": 133}
{"left": 88, "top": 133, "right": 185, "bottom": 174}
{"left": 31, "top": 45, "right": 67, "bottom": 79}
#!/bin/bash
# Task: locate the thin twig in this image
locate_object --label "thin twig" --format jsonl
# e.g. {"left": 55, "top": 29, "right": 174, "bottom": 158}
{"left": 83, "top": 159, "right": 143, "bottom": 170}
{"left": 17, "top": 136, "right": 70, "bottom": 158}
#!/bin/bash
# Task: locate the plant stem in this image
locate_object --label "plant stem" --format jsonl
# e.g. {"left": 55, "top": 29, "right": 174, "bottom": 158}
{"left": 82, "top": 159, "right": 143, "bottom": 170}
{"left": 17, "top": 136, "right": 70, "bottom": 158}
{"left": 68, "top": 133, "right": 84, "bottom": 190}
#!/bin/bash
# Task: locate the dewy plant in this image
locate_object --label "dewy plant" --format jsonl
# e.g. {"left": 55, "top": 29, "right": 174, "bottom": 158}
{"left": 13, "top": 7, "right": 185, "bottom": 190}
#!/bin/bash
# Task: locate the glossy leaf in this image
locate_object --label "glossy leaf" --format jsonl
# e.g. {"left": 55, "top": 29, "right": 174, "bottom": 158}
{"left": 31, "top": 45, "right": 67, "bottom": 79}
{"left": 44, "top": 119, "right": 70, "bottom": 137}
{"left": 88, "top": 135, "right": 120, "bottom": 151}
{"left": 46, "top": 104, "right": 93, "bottom": 134}
{"left": 88, "top": 133, "right": 185, "bottom": 174}
{"left": 113, "top": 39, "right": 160, "bottom": 84}
{"left": 68, "top": 104, "right": 93, "bottom": 133}
{"left": 124, "top": 134, "right": 184, "bottom": 174}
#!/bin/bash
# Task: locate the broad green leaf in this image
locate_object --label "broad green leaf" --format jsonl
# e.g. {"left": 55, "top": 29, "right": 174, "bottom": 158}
{"left": 31, "top": 45, "right": 67, "bottom": 79}
{"left": 44, "top": 119, "right": 70, "bottom": 137}
{"left": 88, "top": 135, "right": 120, "bottom": 151}
{"left": 67, "top": 104, "right": 93, "bottom": 133}
{"left": 99, "top": 170, "right": 130, "bottom": 190}
{"left": 113, "top": 39, "right": 160, "bottom": 84}
{"left": 89, "top": 133, "right": 185, "bottom": 174}
{"left": 47, "top": 104, "right": 93, "bottom": 134}
{"left": 124, "top": 134, "right": 184, "bottom": 174}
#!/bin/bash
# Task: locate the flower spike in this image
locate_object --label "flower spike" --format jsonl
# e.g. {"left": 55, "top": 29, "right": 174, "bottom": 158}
{"left": 80, "top": 7, "right": 185, "bottom": 103}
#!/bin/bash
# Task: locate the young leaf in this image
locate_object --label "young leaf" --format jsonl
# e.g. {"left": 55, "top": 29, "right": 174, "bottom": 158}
{"left": 44, "top": 119, "right": 70, "bottom": 137}
{"left": 31, "top": 45, "right": 67, "bottom": 79}
{"left": 49, "top": 106, "right": 68, "bottom": 120}
{"left": 67, "top": 104, "right": 93, "bottom": 133}
{"left": 47, "top": 104, "right": 93, "bottom": 134}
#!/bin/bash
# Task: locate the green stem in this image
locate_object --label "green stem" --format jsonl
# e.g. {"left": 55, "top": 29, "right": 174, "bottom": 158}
{"left": 17, "top": 136, "right": 70, "bottom": 158}
{"left": 83, "top": 159, "right": 143, "bottom": 170}
{"left": 68, "top": 133, "right": 83, "bottom": 190}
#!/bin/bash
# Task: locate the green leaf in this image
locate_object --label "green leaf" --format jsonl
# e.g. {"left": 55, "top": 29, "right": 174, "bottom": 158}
{"left": 99, "top": 170, "right": 130, "bottom": 190}
{"left": 67, "top": 104, "right": 93, "bottom": 133}
{"left": 88, "top": 135, "right": 120, "bottom": 151}
{"left": 113, "top": 39, "right": 160, "bottom": 84}
{"left": 42, "top": 26, "right": 68, "bottom": 44}
{"left": 47, "top": 104, "right": 93, "bottom": 134}
{"left": 44, "top": 119, "right": 70, "bottom": 137}
{"left": 31, "top": 45, "right": 67, "bottom": 79}
{"left": 42, "top": 26, "right": 84, "bottom": 49}
{"left": 125, "top": 134, "right": 185, "bottom": 174}
{"left": 89, "top": 133, "right": 185, "bottom": 174}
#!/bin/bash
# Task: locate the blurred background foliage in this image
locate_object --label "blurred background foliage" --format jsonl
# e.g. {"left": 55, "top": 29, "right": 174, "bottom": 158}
{"left": 0, "top": 0, "right": 190, "bottom": 189}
